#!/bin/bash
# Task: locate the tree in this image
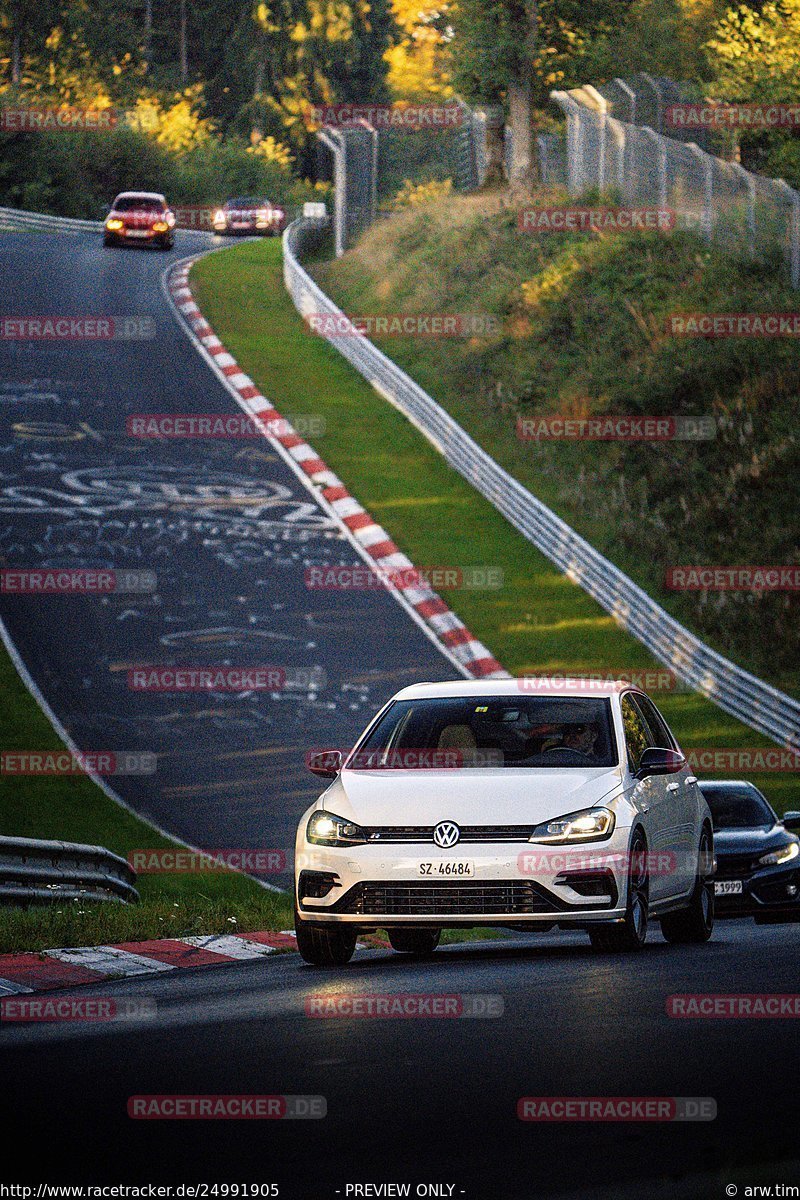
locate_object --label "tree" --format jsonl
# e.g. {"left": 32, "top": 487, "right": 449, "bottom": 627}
{"left": 1, "top": 0, "right": 61, "bottom": 85}
{"left": 449, "top": 0, "right": 636, "bottom": 186}
{"left": 385, "top": 0, "right": 453, "bottom": 98}
{"left": 595, "top": 0, "right": 727, "bottom": 82}
{"left": 704, "top": 1, "right": 800, "bottom": 184}
{"left": 705, "top": 0, "right": 800, "bottom": 101}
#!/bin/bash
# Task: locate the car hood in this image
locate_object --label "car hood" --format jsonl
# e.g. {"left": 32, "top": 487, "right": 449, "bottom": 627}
{"left": 714, "top": 825, "right": 795, "bottom": 856}
{"left": 111, "top": 209, "right": 163, "bottom": 225}
{"left": 317, "top": 767, "right": 625, "bottom": 828}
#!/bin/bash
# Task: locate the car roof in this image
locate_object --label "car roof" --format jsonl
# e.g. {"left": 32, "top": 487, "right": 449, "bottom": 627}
{"left": 114, "top": 191, "right": 167, "bottom": 201}
{"left": 392, "top": 679, "right": 642, "bottom": 700}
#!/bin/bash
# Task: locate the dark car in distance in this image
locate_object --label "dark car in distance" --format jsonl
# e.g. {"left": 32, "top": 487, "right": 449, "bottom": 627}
{"left": 698, "top": 780, "right": 800, "bottom": 923}
{"left": 212, "top": 197, "right": 286, "bottom": 236}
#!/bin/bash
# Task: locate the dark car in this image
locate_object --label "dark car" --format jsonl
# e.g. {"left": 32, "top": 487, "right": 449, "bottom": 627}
{"left": 104, "top": 192, "right": 175, "bottom": 250}
{"left": 698, "top": 780, "right": 800, "bottom": 923}
{"left": 212, "top": 197, "right": 286, "bottom": 237}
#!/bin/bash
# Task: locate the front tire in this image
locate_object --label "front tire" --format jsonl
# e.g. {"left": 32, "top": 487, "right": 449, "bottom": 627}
{"left": 660, "top": 827, "right": 714, "bottom": 944}
{"left": 589, "top": 828, "right": 649, "bottom": 952}
{"left": 388, "top": 928, "right": 441, "bottom": 956}
{"left": 294, "top": 908, "right": 356, "bottom": 966}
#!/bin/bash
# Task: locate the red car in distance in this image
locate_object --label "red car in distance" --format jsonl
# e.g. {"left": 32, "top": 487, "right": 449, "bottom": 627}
{"left": 103, "top": 191, "right": 176, "bottom": 250}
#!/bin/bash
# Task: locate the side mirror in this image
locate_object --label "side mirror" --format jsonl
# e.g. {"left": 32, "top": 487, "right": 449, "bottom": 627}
{"left": 782, "top": 810, "right": 800, "bottom": 832}
{"left": 636, "top": 747, "right": 686, "bottom": 779}
{"left": 306, "top": 749, "right": 343, "bottom": 779}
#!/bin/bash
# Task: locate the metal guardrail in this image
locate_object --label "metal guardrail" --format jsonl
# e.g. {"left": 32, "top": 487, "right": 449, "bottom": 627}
{"left": 0, "top": 835, "right": 139, "bottom": 905}
{"left": 284, "top": 216, "right": 800, "bottom": 753}
{"left": 0, "top": 206, "right": 103, "bottom": 232}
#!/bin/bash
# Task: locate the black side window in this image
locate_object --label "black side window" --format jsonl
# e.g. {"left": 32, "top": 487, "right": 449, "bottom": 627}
{"left": 620, "top": 695, "right": 651, "bottom": 772}
{"left": 636, "top": 695, "right": 677, "bottom": 751}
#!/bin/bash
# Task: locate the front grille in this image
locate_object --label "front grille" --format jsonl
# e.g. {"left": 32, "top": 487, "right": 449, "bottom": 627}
{"left": 715, "top": 853, "right": 759, "bottom": 879}
{"left": 364, "top": 825, "right": 535, "bottom": 844}
{"left": 332, "top": 880, "right": 561, "bottom": 916}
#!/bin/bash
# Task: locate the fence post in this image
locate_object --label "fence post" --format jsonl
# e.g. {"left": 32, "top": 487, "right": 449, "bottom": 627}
{"left": 775, "top": 179, "right": 800, "bottom": 289}
{"left": 550, "top": 92, "right": 583, "bottom": 195}
{"left": 730, "top": 162, "right": 756, "bottom": 259}
{"left": 642, "top": 127, "right": 668, "bottom": 209}
{"left": 472, "top": 111, "right": 487, "bottom": 186}
{"left": 536, "top": 135, "right": 549, "bottom": 184}
{"left": 584, "top": 85, "right": 608, "bottom": 191}
{"left": 608, "top": 118, "right": 626, "bottom": 194}
{"left": 570, "top": 106, "right": 583, "bottom": 194}
{"left": 462, "top": 103, "right": 480, "bottom": 190}
{"left": 317, "top": 127, "right": 345, "bottom": 257}
{"left": 688, "top": 142, "right": 713, "bottom": 241}
{"left": 613, "top": 77, "right": 636, "bottom": 125}
{"left": 640, "top": 72, "right": 663, "bottom": 133}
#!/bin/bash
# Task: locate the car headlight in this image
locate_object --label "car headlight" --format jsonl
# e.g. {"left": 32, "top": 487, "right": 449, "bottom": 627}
{"left": 105, "top": 218, "right": 123, "bottom": 230}
{"left": 152, "top": 220, "right": 169, "bottom": 233}
{"left": 758, "top": 840, "right": 800, "bottom": 868}
{"left": 530, "top": 807, "right": 615, "bottom": 844}
{"left": 307, "top": 809, "right": 368, "bottom": 847}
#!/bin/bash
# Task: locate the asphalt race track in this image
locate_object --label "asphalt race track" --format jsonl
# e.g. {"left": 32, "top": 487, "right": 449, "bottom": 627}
{"left": 2, "top": 225, "right": 799, "bottom": 1200}
{"left": 2, "top": 924, "right": 799, "bottom": 1197}
{"left": 0, "top": 226, "right": 457, "bottom": 877}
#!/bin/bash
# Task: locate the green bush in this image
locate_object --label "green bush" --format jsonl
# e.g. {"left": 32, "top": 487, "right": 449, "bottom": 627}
{"left": 0, "top": 126, "right": 321, "bottom": 219}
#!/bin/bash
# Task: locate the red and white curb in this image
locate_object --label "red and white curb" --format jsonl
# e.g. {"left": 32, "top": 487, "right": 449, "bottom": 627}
{"left": 166, "top": 259, "right": 507, "bottom": 681}
{"left": 0, "top": 930, "right": 390, "bottom": 995}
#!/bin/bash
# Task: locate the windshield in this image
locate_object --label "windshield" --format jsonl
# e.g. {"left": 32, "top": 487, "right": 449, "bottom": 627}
{"left": 351, "top": 696, "right": 618, "bottom": 769}
{"left": 700, "top": 784, "right": 775, "bottom": 830}
{"left": 700, "top": 782, "right": 777, "bottom": 830}
{"left": 114, "top": 196, "right": 164, "bottom": 212}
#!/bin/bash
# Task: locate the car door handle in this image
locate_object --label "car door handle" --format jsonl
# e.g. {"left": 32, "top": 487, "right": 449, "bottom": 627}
{"left": 666, "top": 781, "right": 680, "bottom": 792}
{"left": 685, "top": 776, "right": 697, "bottom": 786}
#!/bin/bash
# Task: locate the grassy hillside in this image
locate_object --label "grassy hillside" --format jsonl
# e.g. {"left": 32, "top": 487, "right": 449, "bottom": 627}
{"left": 313, "top": 189, "right": 800, "bottom": 696}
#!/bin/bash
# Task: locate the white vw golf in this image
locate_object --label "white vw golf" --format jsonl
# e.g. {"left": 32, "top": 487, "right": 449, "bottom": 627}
{"left": 294, "top": 679, "right": 715, "bottom": 965}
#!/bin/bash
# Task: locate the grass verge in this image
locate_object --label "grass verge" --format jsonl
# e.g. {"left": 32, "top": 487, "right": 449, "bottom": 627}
{"left": 0, "top": 636, "right": 292, "bottom": 953}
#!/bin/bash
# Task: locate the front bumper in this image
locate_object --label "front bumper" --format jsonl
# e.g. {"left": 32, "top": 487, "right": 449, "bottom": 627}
{"left": 295, "top": 838, "right": 630, "bottom": 927}
{"left": 214, "top": 221, "right": 282, "bottom": 236}
{"left": 714, "top": 860, "right": 800, "bottom": 919}
{"left": 106, "top": 226, "right": 170, "bottom": 242}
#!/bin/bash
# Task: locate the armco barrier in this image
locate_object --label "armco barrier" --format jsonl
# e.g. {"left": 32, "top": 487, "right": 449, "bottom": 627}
{"left": 283, "top": 215, "right": 800, "bottom": 754}
{"left": 0, "top": 835, "right": 139, "bottom": 905}
{"left": 0, "top": 206, "right": 103, "bottom": 233}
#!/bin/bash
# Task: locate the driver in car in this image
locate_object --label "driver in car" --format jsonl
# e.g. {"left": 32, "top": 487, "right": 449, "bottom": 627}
{"left": 561, "top": 723, "right": 599, "bottom": 756}
{"left": 541, "top": 722, "right": 600, "bottom": 758}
